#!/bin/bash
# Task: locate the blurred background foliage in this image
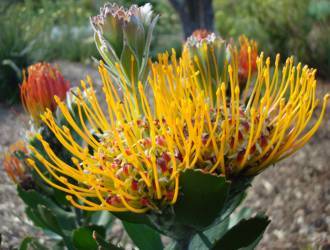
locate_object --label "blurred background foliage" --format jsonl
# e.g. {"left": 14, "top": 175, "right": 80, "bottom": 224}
{"left": 0, "top": 0, "right": 329, "bottom": 103}
{"left": 214, "top": 0, "right": 330, "bottom": 78}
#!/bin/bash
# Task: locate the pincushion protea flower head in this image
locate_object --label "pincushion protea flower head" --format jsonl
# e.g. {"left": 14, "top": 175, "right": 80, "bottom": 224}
{"left": 27, "top": 43, "right": 329, "bottom": 214}
{"left": 20, "top": 62, "right": 70, "bottom": 122}
{"left": 4, "top": 141, "right": 29, "bottom": 184}
{"left": 237, "top": 35, "right": 258, "bottom": 81}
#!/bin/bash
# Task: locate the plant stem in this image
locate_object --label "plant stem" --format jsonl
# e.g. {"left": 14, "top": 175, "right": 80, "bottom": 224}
{"left": 197, "top": 231, "right": 213, "bottom": 249}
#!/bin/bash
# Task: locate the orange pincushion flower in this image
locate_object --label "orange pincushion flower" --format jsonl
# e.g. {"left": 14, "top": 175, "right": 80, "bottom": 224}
{"left": 4, "top": 141, "right": 28, "bottom": 184}
{"left": 238, "top": 35, "right": 258, "bottom": 81}
{"left": 20, "top": 62, "right": 70, "bottom": 122}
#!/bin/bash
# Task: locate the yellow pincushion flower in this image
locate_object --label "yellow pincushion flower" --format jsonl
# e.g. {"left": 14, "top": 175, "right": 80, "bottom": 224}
{"left": 27, "top": 47, "right": 329, "bottom": 214}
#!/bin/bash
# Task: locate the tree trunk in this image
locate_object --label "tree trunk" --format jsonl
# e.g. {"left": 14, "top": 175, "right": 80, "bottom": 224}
{"left": 168, "top": 0, "right": 214, "bottom": 39}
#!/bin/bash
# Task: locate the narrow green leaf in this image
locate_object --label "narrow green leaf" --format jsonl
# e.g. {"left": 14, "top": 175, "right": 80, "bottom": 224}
{"left": 36, "top": 205, "right": 64, "bottom": 236}
{"left": 189, "top": 207, "right": 253, "bottom": 250}
{"left": 211, "top": 216, "right": 270, "bottom": 250}
{"left": 218, "top": 191, "right": 247, "bottom": 223}
{"left": 17, "top": 187, "right": 76, "bottom": 231}
{"left": 189, "top": 217, "right": 230, "bottom": 250}
{"left": 228, "top": 207, "right": 253, "bottom": 228}
{"left": 25, "top": 207, "right": 49, "bottom": 230}
{"left": 138, "top": 15, "right": 159, "bottom": 81}
{"left": 123, "top": 221, "right": 163, "bottom": 250}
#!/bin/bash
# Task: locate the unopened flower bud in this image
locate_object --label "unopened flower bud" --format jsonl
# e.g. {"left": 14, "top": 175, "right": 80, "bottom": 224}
{"left": 20, "top": 63, "right": 70, "bottom": 123}
{"left": 91, "top": 3, "right": 158, "bottom": 84}
{"left": 3, "top": 141, "right": 33, "bottom": 189}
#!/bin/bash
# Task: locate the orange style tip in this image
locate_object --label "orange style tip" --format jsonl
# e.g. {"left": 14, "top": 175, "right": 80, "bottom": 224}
{"left": 81, "top": 80, "right": 87, "bottom": 88}
{"left": 248, "top": 46, "right": 251, "bottom": 53}
{"left": 53, "top": 95, "right": 60, "bottom": 103}
{"left": 297, "top": 62, "right": 302, "bottom": 69}
{"left": 324, "top": 94, "right": 330, "bottom": 102}
{"left": 71, "top": 157, "right": 79, "bottom": 165}
{"left": 26, "top": 158, "right": 35, "bottom": 165}
{"left": 235, "top": 86, "right": 240, "bottom": 95}
{"left": 59, "top": 176, "right": 68, "bottom": 183}
{"left": 35, "top": 133, "right": 43, "bottom": 140}
{"left": 66, "top": 195, "right": 73, "bottom": 201}
{"left": 220, "top": 83, "right": 226, "bottom": 91}
{"left": 275, "top": 54, "right": 280, "bottom": 63}
{"left": 62, "top": 125, "right": 69, "bottom": 133}
{"left": 228, "top": 65, "right": 232, "bottom": 73}
{"left": 138, "top": 82, "right": 144, "bottom": 91}
{"left": 216, "top": 88, "right": 221, "bottom": 96}
{"left": 260, "top": 98, "right": 265, "bottom": 105}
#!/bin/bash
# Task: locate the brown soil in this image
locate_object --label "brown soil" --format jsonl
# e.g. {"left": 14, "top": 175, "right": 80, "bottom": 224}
{"left": 0, "top": 61, "right": 329, "bottom": 249}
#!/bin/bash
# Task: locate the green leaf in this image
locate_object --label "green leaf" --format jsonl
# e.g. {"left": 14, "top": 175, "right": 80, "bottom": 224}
{"left": 25, "top": 207, "right": 49, "bottom": 230}
{"left": 189, "top": 218, "right": 230, "bottom": 250}
{"left": 72, "top": 226, "right": 105, "bottom": 250}
{"left": 36, "top": 205, "right": 64, "bottom": 236}
{"left": 17, "top": 187, "right": 76, "bottom": 231}
{"left": 174, "top": 169, "right": 230, "bottom": 230}
{"left": 94, "top": 32, "right": 119, "bottom": 66}
{"left": 138, "top": 15, "right": 159, "bottom": 82}
{"left": 123, "top": 221, "right": 163, "bottom": 250}
{"left": 189, "top": 207, "right": 253, "bottom": 250}
{"left": 218, "top": 191, "right": 247, "bottom": 223}
{"left": 19, "top": 237, "right": 48, "bottom": 250}
{"left": 228, "top": 207, "right": 253, "bottom": 228}
{"left": 211, "top": 216, "right": 270, "bottom": 250}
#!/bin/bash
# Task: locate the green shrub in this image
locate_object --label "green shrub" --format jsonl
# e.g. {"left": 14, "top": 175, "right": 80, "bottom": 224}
{"left": 0, "top": 2, "right": 47, "bottom": 103}
{"left": 0, "top": 0, "right": 97, "bottom": 103}
{"left": 0, "top": 0, "right": 182, "bottom": 103}
{"left": 214, "top": 0, "right": 330, "bottom": 79}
